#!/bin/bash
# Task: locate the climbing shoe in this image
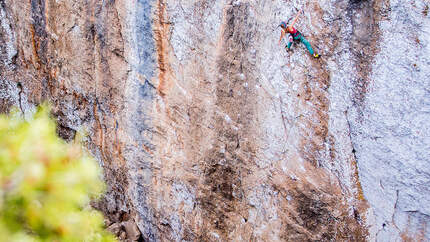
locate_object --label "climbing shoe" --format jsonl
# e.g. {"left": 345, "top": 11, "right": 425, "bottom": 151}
{"left": 313, "top": 53, "right": 320, "bottom": 58}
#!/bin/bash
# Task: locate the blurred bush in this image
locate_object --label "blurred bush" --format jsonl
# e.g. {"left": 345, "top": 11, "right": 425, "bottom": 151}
{"left": 0, "top": 105, "right": 116, "bottom": 241}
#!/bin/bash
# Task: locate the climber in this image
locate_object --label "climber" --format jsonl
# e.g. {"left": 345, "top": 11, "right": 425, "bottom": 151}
{"left": 278, "top": 10, "right": 320, "bottom": 58}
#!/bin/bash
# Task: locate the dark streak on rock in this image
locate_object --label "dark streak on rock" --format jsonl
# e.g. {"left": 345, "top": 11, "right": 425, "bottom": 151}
{"left": 17, "top": 82, "right": 24, "bottom": 116}
{"left": 347, "top": 0, "right": 390, "bottom": 114}
{"left": 276, "top": 185, "right": 368, "bottom": 241}
{"left": 139, "top": 79, "right": 155, "bottom": 100}
{"left": 30, "top": 0, "right": 54, "bottom": 102}
{"left": 30, "top": 0, "right": 48, "bottom": 66}
{"left": 56, "top": 123, "right": 76, "bottom": 142}
{"left": 198, "top": 2, "right": 257, "bottom": 239}
{"left": 94, "top": 2, "right": 111, "bottom": 78}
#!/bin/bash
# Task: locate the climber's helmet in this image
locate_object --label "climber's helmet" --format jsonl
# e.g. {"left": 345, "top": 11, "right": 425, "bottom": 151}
{"left": 279, "top": 21, "right": 287, "bottom": 29}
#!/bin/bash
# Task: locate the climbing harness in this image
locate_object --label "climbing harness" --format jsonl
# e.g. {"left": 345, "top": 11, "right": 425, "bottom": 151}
{"left": 287, "top": 27, "right": 302, "bottom": 40}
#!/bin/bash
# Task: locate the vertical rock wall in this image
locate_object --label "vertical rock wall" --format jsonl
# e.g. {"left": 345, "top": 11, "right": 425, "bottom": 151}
{"left": 0, "top": 0, "right": 143, "bottom": 239}
{"left": 349, "top": 0, "right": 430, "bottom": 240}
{"left": 1, "top": 0, "right": 429, "bottom": 241}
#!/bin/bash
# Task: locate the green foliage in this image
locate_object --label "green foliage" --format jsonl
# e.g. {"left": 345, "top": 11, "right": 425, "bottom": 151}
{"left": 0, "top": 105, "right": 116, "bottom": 242}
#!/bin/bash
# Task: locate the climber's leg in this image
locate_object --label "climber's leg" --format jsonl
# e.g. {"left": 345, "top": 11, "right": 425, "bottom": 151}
{"left": 286, "top": 41, "right": 293, "bottom": 50}
{"left": 299, "top": 36, "right": 315, "bottom": 55}
{"left": 285, "top": 36, "right": 293, "bottom": 51}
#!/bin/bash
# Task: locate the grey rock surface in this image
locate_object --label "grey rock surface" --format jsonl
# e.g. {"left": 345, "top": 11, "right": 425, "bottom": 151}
{"left": 349, "top": 0, "right": 430, "bottom": 240}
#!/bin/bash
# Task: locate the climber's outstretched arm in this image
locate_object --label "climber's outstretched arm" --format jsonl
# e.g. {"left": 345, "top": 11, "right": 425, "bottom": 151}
{"left": 289, "top": 10, "right": 302, "bottom": 28}
{"left": 278, "top": 30, "right": 286, "bottom": 45}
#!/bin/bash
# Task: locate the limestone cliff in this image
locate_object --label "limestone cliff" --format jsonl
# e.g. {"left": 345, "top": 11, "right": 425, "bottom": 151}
{"left": 1, "top": 0, "right": 429, "bottom": 241}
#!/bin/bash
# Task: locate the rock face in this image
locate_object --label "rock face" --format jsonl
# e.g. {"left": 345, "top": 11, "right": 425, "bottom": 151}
{"left": 1, "top": 0, "right": 429, "bottom": 241}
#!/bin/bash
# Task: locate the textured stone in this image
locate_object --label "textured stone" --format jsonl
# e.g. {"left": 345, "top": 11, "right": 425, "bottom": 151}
{"left": 0, "top": 0, "right": 429, "bottom": 241}
{"left": 348, "top": 0, "right": 430, "bottom": 240}
{"left": 107, "top": 222, "right": 122, "bottom": 236}
{"left": 122, "top": 220, "right": 141, "bottom": 241}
